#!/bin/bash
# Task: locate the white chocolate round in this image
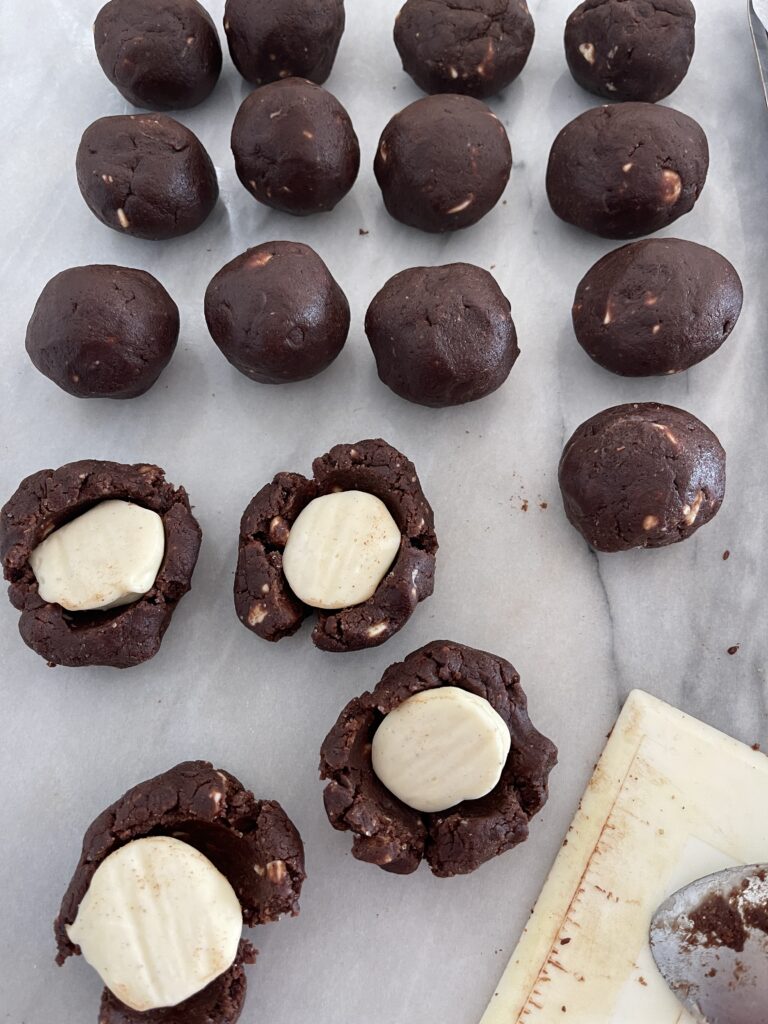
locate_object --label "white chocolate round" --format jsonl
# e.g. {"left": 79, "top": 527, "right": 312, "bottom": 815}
{"left": 29, "top": 500, "right": 165, "bottom": 612}
{"left": 371, "top": 686, "right": 512, "bottom": 813}
{"left": 281, "top": 491, "right": 401, "bottom": 610}
{"left": 65, "top": 836, "right": 242, "bottom": 1012}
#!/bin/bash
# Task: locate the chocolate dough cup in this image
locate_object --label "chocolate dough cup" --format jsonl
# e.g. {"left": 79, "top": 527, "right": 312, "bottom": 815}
{"left": 0, "top": 461, "right": 202, "bottom": 668}
{"left": 319, "top": 640, "right": 558, "bottom": 876}
{"left": 234, "top": 439, "right": 437, "bottom": 652}
{"left": 56, "top": 761, "right": 305, "bottom": 1024}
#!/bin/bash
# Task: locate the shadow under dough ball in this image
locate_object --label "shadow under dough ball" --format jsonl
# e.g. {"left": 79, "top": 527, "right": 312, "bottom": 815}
{"left": 231, "top": 78, "right": 359, "bottom": 215}
{"left": 546, "top": 102, "right": 708, "bottom": 239}
{"left": 374, "top": 94, "right": 512, "bottom": 232}
{"left": 76, "top": 114, "right": 218, "bottom": 240}
{"left": 205, "top": 242, "right": 350, "bottom": 384}
{"left": 26, "top": 265, "right": 179, "bottom": 399}
{"left": 224, "top": 0, "right": 345, "bottom": 86}
{"left": 365, "top": 263, "right": 519, "bottom": 407}
{"left": 94, "top": 0, "right": 223, "bottom": 110}
{"left": 320, "top": 640, "right": 558, "bottom": 876}
{"left": 559, "top": 403, "right": 725, "bottom": 552}
{"left": 572, "top": 239, "right": 743, "bottom": 376}
{"left": 394, "top": 0, "right": 535, "bottom": 98}
{"left": 564, "top": 0, "right": 696, "bottom": 103}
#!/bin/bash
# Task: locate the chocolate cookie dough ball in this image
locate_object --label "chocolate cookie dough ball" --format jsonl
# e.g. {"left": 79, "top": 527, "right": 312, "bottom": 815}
{"left": 320, "top": 640, "right": 557, "bottom": 876}
{"left": 546, "top": 102, "right": 708, "bottom": 239}
{"left": 224, "top": 0, "right": 345, "bottom": 86}
{"left": 365, "top": 263, "right": 518, "bottom": 407}
{"left": 395, "top": 0, "right": 535, "bottom": 98}
{"left": 26, "top": 265, "right": 179, "bottom": 399}
{"left": 94, "top": 0, "right": 223, "bottom": 110}
{"left": 572, "top": 239, "right": 743, "bottom": 376}
{"left": 375, "top": 94, "right": 512, "bottom": 232}
{"left": 1, "top": 461, "right": 202, "bottom": 668}
{"left": 76, "top": 114, "right": 218, "bottom": 240}
{"left": 559, "top": 403, "right": 726, "bottom": 552}
{"left": 564, "top": 0, "right": 696, "bottom": 103}
{"left": 231, "top": 79, "right": 359, "bottom": 215}
{"left": 205, "top": 242, "right": 349, "bottom": 384}
{"left": 56, "top": 761, "right": 305, "bottom": 1022}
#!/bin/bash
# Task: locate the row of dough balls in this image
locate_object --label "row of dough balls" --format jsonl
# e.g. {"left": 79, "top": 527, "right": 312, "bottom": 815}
{"left": 92, "top": 0, "right": 696, "bottom": 111}
{"left": 25, "top": 236, "right": 742, "bottom": 405}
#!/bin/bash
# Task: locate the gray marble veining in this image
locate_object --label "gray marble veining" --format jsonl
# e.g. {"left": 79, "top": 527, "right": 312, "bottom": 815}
{"left": 0, "top": 2, "right": 766, "bottom": 1022}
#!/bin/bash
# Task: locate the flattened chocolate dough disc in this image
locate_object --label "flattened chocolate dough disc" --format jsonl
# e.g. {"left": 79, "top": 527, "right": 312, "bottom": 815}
{"left": 234, "top": 439, "right": 438, "bottom": 652}
{"left": 320, "top": 640, "right": 558, "bottom": 876}
{"left": 205, "top": 242, "right": 350, "bottom": 384}
{"left": 231, "top": 78, "right": 360, "bottom": 216}
{"left": 25, "top": 265, "right": 179, "bottom": 399}
{"left": 365, "top": 263, "right": 519, "bottom": 406}
{"left": 546, "top": 102, "right": 708, "bottom": 239}
{"left": 564, "top": 0, "right": 696, "bottom": 103}
{"left": 572, "top": 239, "right": 742, "bottom": 376}
{"left": 1, "top": 461, "right": 202, "bottom": 668}
{"left": 94, "top": 0, "right": 223, "bottom": 109}
{"left": 395, "top": 0, "right": 535, "bottom": 98}
{"left": 76, "top": 114, "right": 218, "bottom": 240}
{"left": 558, "top": 403, "right": 726, "bottom": 552}
{"left": 224, "top": 0, "right": 345, "bottom": 86}
{"left": 374, "top": 94, "right": 512, "bottom": 232}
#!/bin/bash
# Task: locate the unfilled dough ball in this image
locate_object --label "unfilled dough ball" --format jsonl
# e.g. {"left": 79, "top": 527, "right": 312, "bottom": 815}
{"left": 204, "top": 242, "right": 350, "bottom": 384}
{"left": 564, "top": 0, "right": 696, "bottom": 103}
{"left": 395, "top": 0, "right": 535, "bottom": 98}
{"left": 76, "top": 114, "right": 219, "bottom": 240}
{"left": 374, "top": 94, "right": 512, "bottom": 232}
{"left": 94, "top": 0, "right": 223, "bottom": 110}
{"left": 546, "top": 102, "right": 708, "bottom": 239}
{"left": 231, "top": 79, "right": 360, "bottom": 215}
{"left": 224, "top": 0, "right": 345, "bottom": 86}
{"left": 365, "top": 263, "right": 519, "bottom": 407}
{"left": 572, "top": 239, "right": 743, "bottom": 376}
{"left": 25, "top": 265, "right": 179, "bottom": 398}
{"left": 558, "top": 402, "right": 726, "bottom": 552}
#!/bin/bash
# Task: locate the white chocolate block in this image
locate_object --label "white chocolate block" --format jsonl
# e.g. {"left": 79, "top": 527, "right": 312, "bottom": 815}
{"left": 371, "top": 686, "right": 511, "bottom": 813}
{"left": 66, "top": 836, "right": 242, "bottom": 1012}
{"left": 29, "top": 500, "right": 165, "bottom": 612}
{"left": 480, "top": 690, "right": 768, "bottom": 1024}
{"left": 282, "top": 491, "right": 400, "bottom": 610}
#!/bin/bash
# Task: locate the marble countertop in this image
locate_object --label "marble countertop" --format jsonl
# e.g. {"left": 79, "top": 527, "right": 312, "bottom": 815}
{"left": 1, "top": 1, "right": 766, "bottom": 1022}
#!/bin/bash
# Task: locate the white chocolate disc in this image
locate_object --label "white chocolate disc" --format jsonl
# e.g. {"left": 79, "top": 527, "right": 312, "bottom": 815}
{"left": 371, "top": 686, "right": 512, "bottom": 813}
{"left": 66, "top": 836, "right": 242, "bottom": 1012}
{"left": 282, "top": 491, "right": 401, "bottom": 610}
{"left": 29, "top": 500, "right": 165, "bottom": 612}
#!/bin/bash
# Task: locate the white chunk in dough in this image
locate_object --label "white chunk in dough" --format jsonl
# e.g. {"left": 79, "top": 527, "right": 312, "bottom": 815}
{"left": 371, "top": 686, "right": 512, "bottom": 813}
{"left": 66, "top": 836, "right": 242, "bottom": 1012}
{"left": 282, "top": 491, "right": 400, "bottom": 610}
{"left": 29, "top": 500, "right": 165, "bottom": 612}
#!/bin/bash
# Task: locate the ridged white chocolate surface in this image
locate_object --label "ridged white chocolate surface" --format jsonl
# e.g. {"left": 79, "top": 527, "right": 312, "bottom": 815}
{"left": 371, "top": 686, "right": 511, "bottom": 813}
{"left": 29, "top": 500, "right": 165, "bottom": 612}
{"left": 66, "top": 836, "right": 242, "bottom": 1012}
{"left": 282, "top": 491, "right": 400, "bottom": 610}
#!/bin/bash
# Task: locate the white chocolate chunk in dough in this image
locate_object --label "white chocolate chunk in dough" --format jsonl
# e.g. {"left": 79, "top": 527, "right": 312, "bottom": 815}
{"left": 29, "top": 500, "right": 165, "bottom": 612}
{"left": 66, "top": 836, "right": 242, "bottom": 1012}
{"left": 282, "top": 491, "right": 400, "bottom": 610}
{"left": 371, "top": 686, "right": 512, "bottom": 814}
